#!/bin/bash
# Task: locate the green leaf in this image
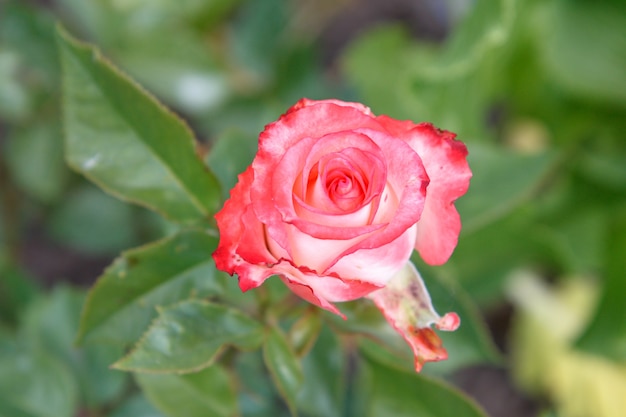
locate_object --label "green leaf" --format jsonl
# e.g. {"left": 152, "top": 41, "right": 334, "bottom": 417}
{"left": 235, "top": 350, "right": 290, "bottom": 417}
{"left": 0, "top": 2, "right": 61, "bottom": 124}
{"left": 342, "top": 25, "right": 417, "bottom": 120}
{"left": 537, "top": 1, "right": 626, "bottom": 105}
{"left": 362, "top": 359, "right": 488, "bottom": 417}
{"left": 426, "top": 0, "right": 516, "bottom": 80}
{"left": 0, "top": 260, "right": 39, "bottom": 324}
{"left": 326, "top": 300, "right": 413, "bottom": 370}
{"left": 0, "top": 50, "right": 32, "bottom": 121}
{"left": 107, "top": 394, "right": 166, "bottom": 417}
{"left": 114, "top": 299, "right": 264, "bottom": 373}
{"left": 342, "top": 0, "right": 517, "bottom": 136}
{"left": 47, "top": 184, "right": 138, "bottom": 255}
{"left": 0, "top": 350, "right": 78, "bottom": 417}
{"left": 263, "top": 326, "right": 303, "bottom": 416}
{"left": 206, "top": 128, "right": 257, "bottom": 200}
{"left": 21, "top": 286, "right": 128, "bottom": 407}
{"left": 444, "top": 212, "right": 549, "bottom": 303}
{"left": 112, "top": 28, "right": 229, "bottom": 116}
{"left": 4, "top": 120, "right": 67, "bottom": 203}
{"left": 57, "top": 26, "right": 221, "bottom": 225}
{"left": 296, "top": 326, "right": 344, "bottom": 417}
{"left": 76, "top": 229, "right": 224, "bottom": 345}
{"left": 289, "top": 310, "right": 322, "bottom": 358}
{"left": 135, "top": 365, "right": 237, "bottom": 417}
{"left": 457, "top": 144, "right": 556, "bottom": 234}
{"left": 548, "top": 206, "right": 607, "bottom": 274}
{"left": 230, "top": 0, "right": 288, "bottom": 86}
{"left": 575, "top": 207, "right": 626, "bottom": 361}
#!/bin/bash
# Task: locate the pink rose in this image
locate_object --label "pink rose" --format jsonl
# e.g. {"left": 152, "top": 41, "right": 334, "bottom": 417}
{"left": 213, "top": 98, "right": 471, "bottom": 371}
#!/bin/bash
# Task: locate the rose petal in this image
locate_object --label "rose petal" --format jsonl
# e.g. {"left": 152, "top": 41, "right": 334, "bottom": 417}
{"left": 251, "top": 103, "right": 382, "bottom": 255}
{"left": 304, "top": 147, "right": 384, "bottom": 213}
{"left": 213, "top": 167, "right": 277, "bottom": 291}
{"left": 277, "top": 262, "right": 381, "bottom": 306}
{"left": 266, "top": 126, "right": 428, "bottom": 276}
{"left": 275, "top": 131, "right": 387, "bottom": 233}
{"left": 265, "top": 132, "right": 387, "bottom": 271}
{"left": 377, "top": 117, "right": 471, "bottom": 265}
{"left": 266, "top": 224, "right": 371, "bottom": 273}
{"left": 328, "top": 223, "right": 417, "bottom": 287}
{"left": 367, "top": 261, "right": 460, "bottom": 372}
{"left": 280, "top": 276, "right": 344, "bottom": 316}
{"left": 319, "top": 128, "right": 428, "bottom": 266}
{"left": 288, "top": 98, "right": 373, "bottom": 115}
{"left": 269, "top": 260, "right": 382, "bottom": 316}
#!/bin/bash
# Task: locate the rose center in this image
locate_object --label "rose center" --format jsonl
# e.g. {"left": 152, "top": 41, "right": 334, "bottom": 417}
{"left": 306, "top": 153, "right": 369, "bottom": 212}
{"left": 291, "top": 136, "right": 387, "bottom": 221}
{"left": 326, "top": 169, "right": 364, "bottom": 203}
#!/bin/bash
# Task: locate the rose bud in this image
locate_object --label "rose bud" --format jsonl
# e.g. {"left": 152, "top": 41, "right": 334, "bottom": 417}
{"left": 213, "top": 98, "right": 471, "bottom": 371}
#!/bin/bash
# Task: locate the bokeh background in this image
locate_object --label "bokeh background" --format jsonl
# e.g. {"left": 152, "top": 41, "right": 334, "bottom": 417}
{"left": 1, "top": 1, "right": 625, "bottom": 416}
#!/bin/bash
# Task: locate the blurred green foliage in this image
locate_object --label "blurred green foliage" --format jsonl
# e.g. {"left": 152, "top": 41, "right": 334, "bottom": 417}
{"left": 0, "top": 0, "right": 625, "bottom": 416}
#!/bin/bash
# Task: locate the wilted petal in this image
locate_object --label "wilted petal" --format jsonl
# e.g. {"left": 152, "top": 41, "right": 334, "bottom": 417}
{"left": 367, "top": 261, "right": 460, "bottom": 371}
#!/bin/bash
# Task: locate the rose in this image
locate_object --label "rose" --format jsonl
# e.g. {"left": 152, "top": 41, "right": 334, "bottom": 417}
{"left": 213, "top": 98, "right": 471, "bottom": 371}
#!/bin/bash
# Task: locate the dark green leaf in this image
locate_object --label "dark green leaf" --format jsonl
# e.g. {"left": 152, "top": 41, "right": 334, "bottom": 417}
{"left": 289, "top": 310, "right": 322, "bottom": 357}
{"left": 263, "top": 326, "right": 303, "bottom": 416}
{"left": 537, "top": 1, "right": 626, "bottom": 105}
{"left": 0, "top": 2, "right": 59, "bottom": 121}
{"left": 4, "top": 121, "right": 67, "bottom": 203}
{"left": 548, "top": 206, "right": 607, "bottom": 274}
{"left": 296, "top": 326, "right": 344, "bottom": 417}
{"left": 230, "top": 0, "right": 288, "bottom": 86}
{"left": 444, "top": 211, "right": 553, "bottom": 304}
{"left": 0, "top": 260, "right": 39, "bottom": 324}
{"left": 135, "top": 365, "right": 237, "bottom": 417}
{"left": 575, "top": 207, "right": 626, "bottom": 361}
{"left": 342, "top": 0, "right": 517, "bottom": 137}
{"left": 0, "top": 350, "right": 78, "bottom": 417}
{"left": 430, "top": 0, "right": 516, "bottom": 78}
{"left": 326, "top": 300, "right": 413, "bottom": 369}
{"left": 76, "top": 230, "right": 224, "bottom": 345}
{"left": 47, "top": 184, "right": 138, "bottom": 255}
{"left": 206, "top": 128, "right": 257, "bottom": 200}
{"left": 235, "top": 350, "right": 290, "bottom": 417}
{"left": 21, "top": 286, "right": 128, "bottom": 407}
{"left": 457, "top": 144, "right": 556, "bottom": 234}
{"left": 57, "top": 26, "right": 221, "bottom": 225}
{"left": 114, "top": 299, "right": 264, "bottom": 373}
{"left": 362, "top": 359, "right": 488, "bottom": 417}
{"left": 107, "top": 394, "right": 166, "bottom": 417}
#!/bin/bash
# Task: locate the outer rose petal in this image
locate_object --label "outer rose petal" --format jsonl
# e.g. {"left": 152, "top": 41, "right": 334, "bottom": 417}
{"left": 213, "top": 167, "right": 277, "bottom": 291}
{"left": 367, "top": 261, "right": 460, "bottom": 372}
{"left": 328, "top": 224, "right": 417, "bottom": 287}
{"left": 289, "top": 98, "right": 373, "bottom": 115}
{"left": 270, "top": 261, "right": 382, "bottom": 316}
{"left": 377, "top": 116, "right": 471, "bottom": 265}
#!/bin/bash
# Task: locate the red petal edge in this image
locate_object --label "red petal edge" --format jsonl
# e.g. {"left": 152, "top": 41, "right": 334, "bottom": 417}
{"left": 377, "top": 116, "right": 471, "bottom": 265}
